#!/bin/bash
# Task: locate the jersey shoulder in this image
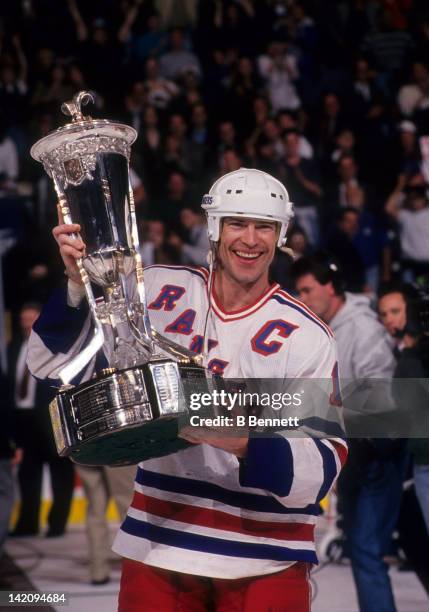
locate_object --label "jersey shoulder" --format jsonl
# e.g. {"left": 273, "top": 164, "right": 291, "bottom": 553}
{"left": 268, "top": 287, "right": 334, "bottom": 341}
{"left": 144, "top": 264, "right": 209, "bottom": 288}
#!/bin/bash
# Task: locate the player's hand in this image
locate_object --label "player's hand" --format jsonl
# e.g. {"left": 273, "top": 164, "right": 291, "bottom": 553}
{"left": 52, "top": 205, "right": 85, "bottom": 285}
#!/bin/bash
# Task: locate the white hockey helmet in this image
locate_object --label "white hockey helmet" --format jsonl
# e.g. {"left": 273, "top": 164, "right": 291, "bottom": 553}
{"left": 201, "top": 168, "right": 294, "bottom": 247}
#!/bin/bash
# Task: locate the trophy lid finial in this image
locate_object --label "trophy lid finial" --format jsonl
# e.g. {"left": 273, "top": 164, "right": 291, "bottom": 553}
{"left": 61, "top": 91, "right": 94, "bottom": 122}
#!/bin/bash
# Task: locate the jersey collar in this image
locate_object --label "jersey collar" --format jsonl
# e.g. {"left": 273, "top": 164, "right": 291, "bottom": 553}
{"left": 210, "top": 280, "right": 280, "bottom": 322}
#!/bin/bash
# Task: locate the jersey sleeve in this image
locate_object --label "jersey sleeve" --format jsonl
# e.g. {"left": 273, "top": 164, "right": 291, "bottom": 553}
{"left": 240, "top": 327, "right": 347, "bottom": 509}
{"left": 27, "top": 285, "right": 95, "bottom": 384}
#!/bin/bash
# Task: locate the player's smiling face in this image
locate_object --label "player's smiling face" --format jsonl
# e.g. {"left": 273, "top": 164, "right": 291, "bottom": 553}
{"left": 217, "top": 217, "right": 277, "bottom": 285}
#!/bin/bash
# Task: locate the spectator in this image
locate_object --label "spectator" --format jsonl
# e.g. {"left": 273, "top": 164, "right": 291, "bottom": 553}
{"left": 76, "top": 18, "right": 125, "bottom": 99}
{"left": 152, "top": 171, "right": 191, "bottom": 227}
{"left": 212, "top": 120, "right": 240, "bottom": 171}
{"left": 280, "top": 128, "right": 322, "bottom": 245}
{"left": 131, "top": 12, "right": 166, "bottom": 65}
{"left": 30, "top": 63, "right": 73, "bottom": 112}
{"left": 166, "top": 113, "right": 191, "bottom": 172}
{"left": 218, "top": 148, "right": 243, "bottom": 177}
{"left": 351, "top": 58, "right": 385, "bottom": 125}
{"left": 331, "top": 129, "right": 357, "bottom": 165}
{"left": 385, "top": 187, "right": 429, "bottom": 281}
{"left": 212, "top": 0, "right": 258, "bottom": 56}
{"left": 276, "top": 110, "right": 314, "bottom": 159}
{"left": 225, "top": 56, "right": 261, "bottom": 138}
{"left": 0, "top": 35, "right": 28, "bottom": 127}
{"left": 380, "top": 283, "right": 429, "bottom": 593}
{"left": 260, "top": 118, "right": 284, "bottom": 162}
{"left": 9, "top": 303, "right": 74, "bottom": 538}
{"left": 177, "top": 68, "right": 203, "bottom": 112}
{"left": 378, "top": 283, "right": 410, "bottom": 349}
{"left": 335, "top": 154, "right": 367, "bottom": 210}
{"left": 348, "top": 57, "right": 396, "bottom": 192}
{"left": 122, "top": 81, "right": 146, "bottom": 134}
{"left": 392, "top": 120, "right": 422, "bottom": 193}
{"left": 326, "top": 129, "right": 357, "bottom": 182}
{"left": 393, "top": 311, "right": 429, "bottom": 536}
{"left": 143, "top": 57, "right": 179, "bottom": 111}
{"left": 0, "top": 115, "right": 19, "bottom": 192}
{"left": 158, "top": 27, "right": 201, "bottom": 82}
{"left": 167, "top": 206, "right": 209, "bottom": 267}
{"left": 270, "top": 225, "right": 311, "bottom": 290}
{"left": 361, "top": 8, "right": 414, "bottom": 94}
{"left": 397, "top": 60, "right": 429, "bottom": 118}
{"left": 188, "top": 102, "right": 210, "bottom": 179}
{"left": 139, "top": 219, "right": 179, "bottom": 266}
{"left": 258, "top": 40, "right": 300, "bottom": 113}
{"left": 138, "top": 105, "right": 163, "bottom": 196}
{"left": 316, "top": 92, "right": 348, "bottom": 162}
{"left": 27, "top": 47, "right": 55, "bottom": 94}
{"left": 326, "top": 208, "right": 366, "bottom": 293}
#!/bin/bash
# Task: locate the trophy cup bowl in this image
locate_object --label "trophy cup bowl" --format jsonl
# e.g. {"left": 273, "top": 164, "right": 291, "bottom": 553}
{"left": 30, "top": 91, "right": 213, "bottom": 466}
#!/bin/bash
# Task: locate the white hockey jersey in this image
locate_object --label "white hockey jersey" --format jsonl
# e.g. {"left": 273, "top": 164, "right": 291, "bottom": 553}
{"left": 28, "top": 264, "right": 347, "bottom": 578}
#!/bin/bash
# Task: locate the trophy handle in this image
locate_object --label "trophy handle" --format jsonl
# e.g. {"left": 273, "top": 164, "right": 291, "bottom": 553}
{"left": 54, "top": 185, "right": 107, "bottom": 385}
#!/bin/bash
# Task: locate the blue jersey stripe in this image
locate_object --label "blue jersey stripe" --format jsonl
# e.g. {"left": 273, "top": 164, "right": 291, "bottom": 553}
{"left": 312, "top": 439, "right": 338, "bottom": 503}
{"left": 121, "top": 516, "right": 318, "bottom": 563}
{"left": 239, "top": 434, "right": 294, "bottom": 497}
{"left": 136, "top": 468, "right": 320, "bottom": 516}
{"left": 145, "top": 265, "right": 207, "bottom": 283}
{"left": 270, "top": 295, "right": 330, "bottom": 338}
{"left": 33, "top": 286, "right": 90, "bottom": 354}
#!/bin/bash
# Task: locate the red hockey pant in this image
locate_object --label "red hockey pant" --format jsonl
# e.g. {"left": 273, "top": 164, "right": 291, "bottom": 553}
{"left": 118, "top": 559, "right": 311, "bottom": 611}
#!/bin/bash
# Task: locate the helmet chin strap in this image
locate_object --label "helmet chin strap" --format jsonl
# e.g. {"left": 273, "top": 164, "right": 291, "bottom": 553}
{"left": 202, "top": 241, "right": 218, "bottom": 363}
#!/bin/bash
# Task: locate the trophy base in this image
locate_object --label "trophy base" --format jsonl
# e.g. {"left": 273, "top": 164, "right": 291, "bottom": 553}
{"left": 49, "top": 359, "right": 211, "bottom": 466}
{"left": 68, "top": 419, "right": 189, "bottom": 466}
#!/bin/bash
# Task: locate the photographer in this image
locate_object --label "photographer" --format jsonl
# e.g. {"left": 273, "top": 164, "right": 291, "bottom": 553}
{"left": 384, "top": 284, "right": 429, "bottom": 597}
{"left": 392, "top": 287, "right": 429, "bottom": 533}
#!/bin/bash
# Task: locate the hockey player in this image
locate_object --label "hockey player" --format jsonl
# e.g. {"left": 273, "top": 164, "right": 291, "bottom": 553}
{"left": 28, "top": 168, "right": 347, "bottom": 611}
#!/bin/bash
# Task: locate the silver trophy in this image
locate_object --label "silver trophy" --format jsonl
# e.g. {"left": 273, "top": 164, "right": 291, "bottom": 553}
{"left": 31, "top": 91, "right": 212, "bottom": 466}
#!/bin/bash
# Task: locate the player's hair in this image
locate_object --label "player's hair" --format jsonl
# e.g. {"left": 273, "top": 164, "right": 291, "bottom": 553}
{"left": 290, "top": 251, "right": 346, "bottom": 296}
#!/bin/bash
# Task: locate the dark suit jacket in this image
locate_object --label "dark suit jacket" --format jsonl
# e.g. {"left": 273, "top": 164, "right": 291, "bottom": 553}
{"left": 8, "top": 338, "right": 58, "bottom": 457}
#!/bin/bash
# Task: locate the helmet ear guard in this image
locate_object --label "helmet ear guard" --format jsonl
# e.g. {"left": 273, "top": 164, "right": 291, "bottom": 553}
{"left": 206, "top": 215, "right": 220, "bottom": 242}
{"left": 201, "top": 168, "right": 294, "bottom": 248}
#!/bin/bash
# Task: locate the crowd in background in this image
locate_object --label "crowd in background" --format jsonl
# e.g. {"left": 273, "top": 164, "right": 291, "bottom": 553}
{"left": 0, "top": 0, "right": 429, "bottom": 603}
{"left": 0, "top": 0, "right": 429, "bottom": 317}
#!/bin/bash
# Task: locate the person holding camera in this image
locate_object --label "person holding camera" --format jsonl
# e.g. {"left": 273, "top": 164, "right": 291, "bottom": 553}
{"left": 378, "top": 283, "right": 429, "bottom": 595}
{"left": 390, "top": 287, "right": 429, "bottom": 533}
